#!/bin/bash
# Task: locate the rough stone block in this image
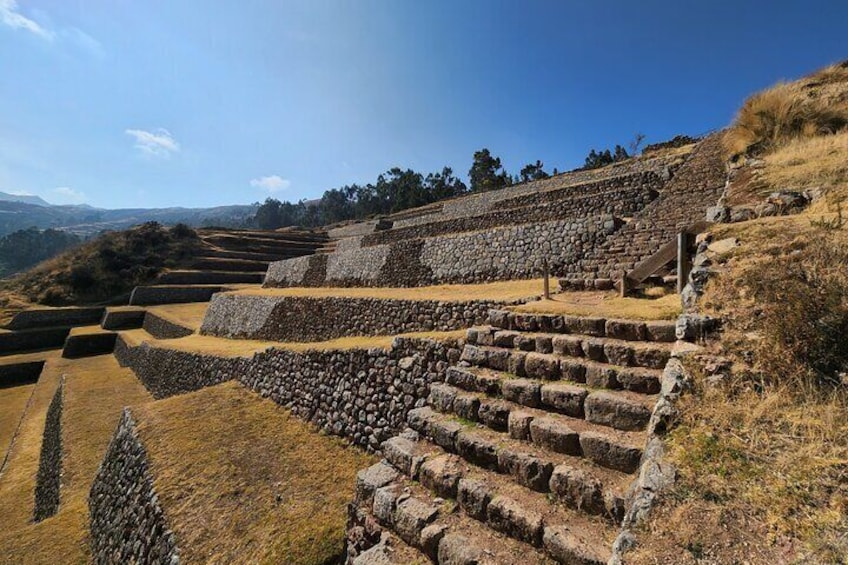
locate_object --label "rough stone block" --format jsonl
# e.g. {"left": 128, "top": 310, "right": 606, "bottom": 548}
{"left": 584, "top": 392, "right": 651, "bottom": 432}
{"left": 507, "top": 409, "right": 535, "bottom": 441}
{"left": 534, "top": 335, "right": 553, "bottom": 354}
{"left": 501, "top": 378, "right": 542, "bottom": 408}
{"left": 438, "top": 533, "right": 486, "bottom": 565}
{"left": 543, "top": 525, "right": 607, "bottom": 565}
{"left": 603, "top": 342, "right": 633, "bottom": 366}
{"left": 394, "top": 497, "right": 439, "bottom": 547}
{"left": 605, "top": 319, "right": 647, "bottom": 341}
{"left": 549, "top": 465, "right": 605, "bottom": 515}
{"left": 559, "top": 359, "right": 588, "bottom": 383}
{"left": 524, "top": 353, "right": 560, "bottom": 380}
{"left": 478, "top": 399, "right": 511, "bottom": 432}
{"left": 552, "top": 335, "right": 584, "bottom": 358}
{"left": 419, "top": 454, "right": 465, "bottom": 499}
{"left": 457, "top": 478, "right": 492, "bottom": 521}
{"left": 585, "top": 364, "right": 619, "bottom": 390}
{"left": 540, "top": 383, "right": 587, "bottom": 418}
{"left": 529, "top": 418, "right": 581, "bottom": 455}
{"left": 428, "top": 383, "right": 458, "bottom": 413}
{"left": 456, "top": 431, "right": 499, "bottom": 470}
{"left": 644, "top": 321, "right": 677, "bottom": 343}
{"left": 452, "top": 392, "right": 481, "bottom": 422}
{"left": 356, "top": 463, "right": 399, "bottom": 505}
{"left": 579, "top": 431, "right": 643, "bottom": 474}
{"left": 487, "top": 496, "right": 544, "bottom": 546}
{"left": 498, "top": 448, "right": 554, "bottom": 492}
{"left": 564, "top": 316, "right": 606, "bottom": 337}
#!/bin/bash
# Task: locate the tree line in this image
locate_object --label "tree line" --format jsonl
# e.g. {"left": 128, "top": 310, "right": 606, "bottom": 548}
{"left": 252, "top": 148, "right": 561, "bottom": 229}
{"left": 0, "top": 227, "right": 81, "bottom": 277}
{"left": 253, "top": 136, "right": 650, "bottom": 230}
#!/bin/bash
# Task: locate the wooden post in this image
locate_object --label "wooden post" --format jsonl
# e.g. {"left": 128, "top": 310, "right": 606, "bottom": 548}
{"left": 677, "top": 231, "right": 692, "bottom": 295}
{"left": 620, "top": 274, "right": 628, "bottom": 298}
{"left": 542, "top": 259, "right": 551, "bottom": 300}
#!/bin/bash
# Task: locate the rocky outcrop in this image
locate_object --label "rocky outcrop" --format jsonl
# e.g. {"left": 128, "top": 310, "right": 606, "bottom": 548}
{"left": 34, "top": 377, "right": 63, "bottom": 522}
{"left": 89, "top": 409, "right": 179, "bottom": 565}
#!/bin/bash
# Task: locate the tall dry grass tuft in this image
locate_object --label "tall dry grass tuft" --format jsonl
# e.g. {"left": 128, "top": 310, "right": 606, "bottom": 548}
{"left": 723, "top": 61, "right": 848, "bottom": 159}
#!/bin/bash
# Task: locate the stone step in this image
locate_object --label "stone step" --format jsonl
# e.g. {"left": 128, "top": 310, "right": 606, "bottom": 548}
{"left": 129, "top": 285, "right": 226, "bottom": 306}
{"left": 190, "top": 257, "right": 269, "bottom": 272}
{"left": 405, "top": 408, "right": 632, "bottom": 520}
{"left": 487, "top": 309, "right": 677, "bottom": 343}
{"left": 356, "top": 453, "right": 614, "bottom": 565}
{"left": 460, "top": 344, "right": 662, "bottom": 396}
{"left": 469, "top": 326, "right": 672, "bottom": 371}
{"left": 156, "top": 270, "right": 264, "bottom": 285}
{"left": 428, "top": 382, "right": 645, "bottom": 473}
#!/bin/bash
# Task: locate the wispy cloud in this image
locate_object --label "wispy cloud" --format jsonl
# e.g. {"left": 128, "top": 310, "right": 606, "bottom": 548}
{"left": 52, "top": 186, "right": 86, "bottom": 204}
{"left": 0, "top": 0, "right": 53, "bottom": 39}
{"left": 125, "top": 128, "right": 181, "bottom": 158}
{"left": 250, "top": 175, "right": 291, "bottom": 193}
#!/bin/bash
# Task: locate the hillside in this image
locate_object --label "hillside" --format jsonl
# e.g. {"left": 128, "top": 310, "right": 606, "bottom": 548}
{"left": 0, "top": 199, "right": 258, "bottom": 238}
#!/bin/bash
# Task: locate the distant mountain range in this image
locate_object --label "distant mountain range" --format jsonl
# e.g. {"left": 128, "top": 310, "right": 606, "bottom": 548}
{"left": 0, "top": 192, "right": 258, "bottom": 237}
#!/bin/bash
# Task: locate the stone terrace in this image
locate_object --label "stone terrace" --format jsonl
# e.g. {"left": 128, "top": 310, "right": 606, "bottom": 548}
{"left": 265, "top": 148, "right": 693, "bottom": 288}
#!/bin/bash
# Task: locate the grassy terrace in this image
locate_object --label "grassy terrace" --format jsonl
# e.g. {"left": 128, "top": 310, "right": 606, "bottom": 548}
{"left": 121, "top": 328, "right": 466, "bottom": 357}
{"left": 510, "top": 290, "right": 682, "bottom": 320}
{"left": 147, "top": 302, "right": 209, "bottom": 332}
{"left": 229, "top": 277, "right": 545, "bottom": 302}
{"left": 0, "top": 355, "right": 151, "bottom": 563}
{"left": 133, "top": 381, "right": 375, "bottom": 565}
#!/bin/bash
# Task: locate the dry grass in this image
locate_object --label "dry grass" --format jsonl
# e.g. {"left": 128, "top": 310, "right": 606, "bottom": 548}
{"left": 723, "top": 60, "right": 848, "bottom": 160}
{"left": 133, "top": 381, "right": 376, "bottom": 565}
{"left": 0, "top": 350, "right": 61, "bottom": 365}
{"left": 0, "top": 355, "right": 152, "bottom": 563}
{"left": 68, "top": 324, "right": 112, "bottom": 337}
{"left": 128, "top": 329, "right": 467, "bottom": 358}
{"left": 638, "top": 214, "right": 848, "bottom": 563}
{"left": 0, "top": 384, "right": 35, "bottom": 468}
{"left": 511, "top": 291, "right": 681, "bottom": 320}
{"left": 233, "top": 278, "right": 545, "bottom": 303}
{"left": 147, "top": 303, "right": 209, "bottom": 332}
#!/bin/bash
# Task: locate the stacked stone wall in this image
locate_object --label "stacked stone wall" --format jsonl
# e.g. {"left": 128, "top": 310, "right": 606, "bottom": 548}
{"left": 89, "top": 410, "right": 179, "bottom": 564}
{"left": 119, "top": 337, "right": 461, "bottom": 452}
{"left": 0, "top": 327, "right": 71, "bottom": 354}
{"left": 362, "top": 173, "right": 660, "bottom": 247}
{"left": 0, "top": 360, "right": 45, "bottom": 387}
{"left": 7, "top": 308, "right": 105, "bottom": 330}
{"left": 129, "top": 285, "right": 225, "bottom": 306}
{"left": 201, "top": 294, "right": 526, "bottom": 342}
{"left": 33, "top": 377, "right": 63, "bottom": 522}
{"left": 62, "top": 332, "right": 118, "bottom": 358}
{"left": 143, "top": 312, "right": 194, "bottom": 339}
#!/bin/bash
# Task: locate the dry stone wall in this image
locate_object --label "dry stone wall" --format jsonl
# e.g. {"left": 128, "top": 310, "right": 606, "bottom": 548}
{"left": 89, "top": 409, "right": 180, "bottom": 565}
{"left": 265, "top": 215, "right": 621, "bottom": 288}
{"left": 201, "top": 294, "right": 526, "bottom": 342}
{"left": 143, "top": 312, "right": 194, "bottom": 339}
{"left": 118, "top": 336, "right": 461, "bottom": 452}
{"left": 7, "top": 307, "right": 105, "bottom": 330}
{"left": 33, "top": 377, "right": 63, "bottom": 522}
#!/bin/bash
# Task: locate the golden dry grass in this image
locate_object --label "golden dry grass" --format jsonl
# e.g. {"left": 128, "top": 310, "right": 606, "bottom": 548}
{"left": 234, "top": 278, "right": 545, "bottom": 303}
{"left": 723, "top": 60, "right": 848, "bottom": 159}
{"left": 0, "top": 350, "right": 61, "bottom": 365}
{"left": 0, "top": 355, "right": 152, "bottom": 563}
{"left": 639, "top": 214, "right": 848, "bottom": 562}
{"left": 127, "top": 329, "right": 467, "bottom": 358}
{"left": 133, "top": 381, "right": 376, "bottom": 565}
{"left": 0, "top": 383, "right": 35, "bottom": 469}
{"left": 511, "top": 291, "right": 681, "bottom": 320}
{"left": 68, "top": 324, "right": 112, "bottom": 337}
{"left": 147, "top": 302, "right": 209, "bottom": 332}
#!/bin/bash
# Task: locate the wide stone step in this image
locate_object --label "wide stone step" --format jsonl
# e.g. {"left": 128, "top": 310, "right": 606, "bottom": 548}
{"left": 190, "top": 257, "right": 269, "bottom": 272}
{"left": 363, "top": 460, "right": 613, "bottom": 564}
{"left": 405, "top": 409, "right": 632, "bottom": 520}
{"left": 129, "top": 285, "right": 226, "bottom": 306}
{"left": 487, "top": 309, "right": 677, "bottom": 343}
{"left": 469, "top": 326, "right": 672, "bottom": 371}
{"left": 156, "top": 270, "right": 264, "bottom": 285}
{"left": 428, "top": 382, "right": 645, "bottom": 473}
{"left": 460, "top": 344, "right": 662, "bottom": 395}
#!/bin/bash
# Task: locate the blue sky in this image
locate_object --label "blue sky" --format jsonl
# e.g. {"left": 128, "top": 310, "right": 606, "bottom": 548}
{"left": 1, "top": 1, "right": 846, "bottom": 209}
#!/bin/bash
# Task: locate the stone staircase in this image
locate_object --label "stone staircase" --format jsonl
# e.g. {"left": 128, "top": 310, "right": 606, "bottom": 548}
{"left": 347, "top": 310, "right": 677, "bottom": 564}
{"left": 562, "top": 133, "right": 726, "bottom": 289}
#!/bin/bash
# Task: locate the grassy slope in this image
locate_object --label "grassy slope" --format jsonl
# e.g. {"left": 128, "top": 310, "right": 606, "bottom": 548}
{"left": 133, "top": 381, "right": 376, "bottom": 565}
{"left": 510, "top": 290, "right": 681, "bottom": 320}
{"left": 0, "top": 355, "right": 152, "bottom": 563}
{"left": 632, "top": 63, "right": 848, "bottom": 564}
{"left": 0, "top": 222, "right": 203, "bottom": 309}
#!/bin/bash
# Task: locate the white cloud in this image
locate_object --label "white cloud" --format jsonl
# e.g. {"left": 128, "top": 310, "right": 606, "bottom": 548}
{"left": 0, "top": 0, "right": 53, "bottom": 39}
{"left": 52, "top": 186, "right": 86, "bottom": 204}
{"left": 125, "top": 128, "right": 181, "bottom": 158}
{"left": 7, "top": 190, "right": 35, "bottom": 196}
{"left": 250, "top": 175, "right": 291, "bottom": 193}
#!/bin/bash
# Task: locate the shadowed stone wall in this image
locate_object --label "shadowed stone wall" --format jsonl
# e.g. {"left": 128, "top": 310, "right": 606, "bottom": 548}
{"left": 34, "top": 377, "right": 63, "bottom": 522}
{"left": 201, "top": 294, "right": 530, "bottom": 342}
{"left": 89, "top": 409, "right": 180, "bottom": 565}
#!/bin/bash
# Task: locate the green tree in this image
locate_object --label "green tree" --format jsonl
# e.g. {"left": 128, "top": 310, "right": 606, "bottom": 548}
{"left": 469, "top": 148, "right": 510, "bottom": 192}
{"left": 519, "top": 160, "right": 550, "bottom": 183}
